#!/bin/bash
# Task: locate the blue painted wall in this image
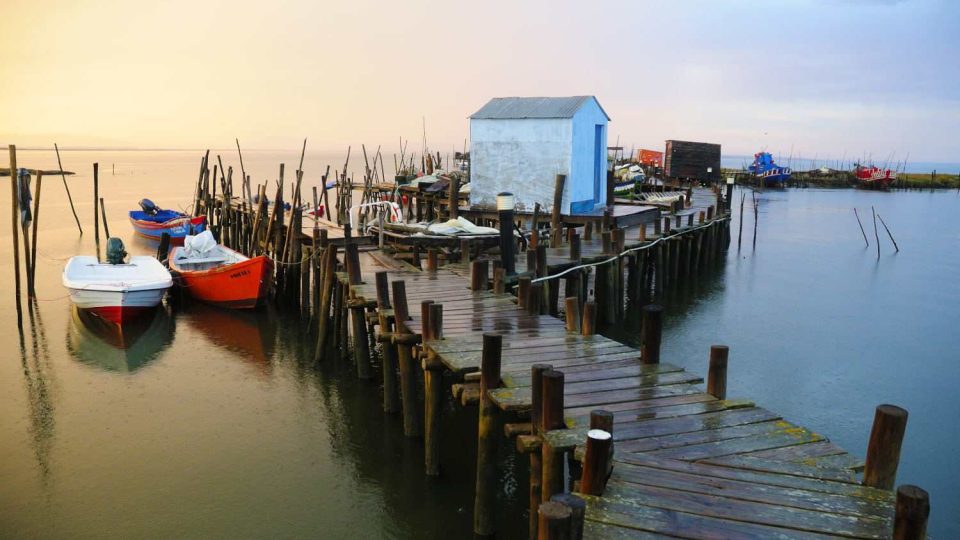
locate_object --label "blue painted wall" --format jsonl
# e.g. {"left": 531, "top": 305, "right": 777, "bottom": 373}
{"left": 569, "top": 98, "right": 609, "bottom": 213}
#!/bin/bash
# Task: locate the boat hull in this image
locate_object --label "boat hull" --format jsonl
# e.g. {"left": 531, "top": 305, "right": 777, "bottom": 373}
{"left": 67, "top": 288, "right": 167, "bottom": 324}
{"left": 129, "top": 215, "right": 207, "bottom": 245}
{"left": 170, "top": 251, "right": 274, "bottom": 309}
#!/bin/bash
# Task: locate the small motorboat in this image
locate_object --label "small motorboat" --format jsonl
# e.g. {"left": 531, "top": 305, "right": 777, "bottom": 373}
{"left": 168, "top": 231, "right": 274, "bottom": 309}
{"left": 129, "top": 199, "right": 206, "bottom": 245}
{"left": 63, "top": 238, "right": 173, "bottom": 325}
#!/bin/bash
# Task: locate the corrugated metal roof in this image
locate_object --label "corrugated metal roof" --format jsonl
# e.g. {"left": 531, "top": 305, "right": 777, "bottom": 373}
{"left": 469, "top": 96, "right": 610, "bottom": 120}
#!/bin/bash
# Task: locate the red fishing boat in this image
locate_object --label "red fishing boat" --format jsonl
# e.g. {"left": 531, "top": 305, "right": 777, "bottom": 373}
{"left": 168, "top": 232, "right": 274, "bottom": 309}
{"left": 854, "top": 164, "right": 896, "bottom": 190}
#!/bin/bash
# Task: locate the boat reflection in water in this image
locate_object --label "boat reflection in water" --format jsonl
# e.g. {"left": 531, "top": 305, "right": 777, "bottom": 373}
{"left": 180, "top": 302, "right": 277, "bottom": 373}
{"left": 67, "top": 305, "right": 175, "bottom": 373}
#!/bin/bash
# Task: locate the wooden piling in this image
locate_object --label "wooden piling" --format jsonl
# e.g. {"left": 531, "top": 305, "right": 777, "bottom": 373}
{"left": 564, "top": 297, "right": 580, "bottom": 333}
{"left": 537, "top": 501, "right": 571, "bottom": 540}
{"left": 471, "top": 260, "right": 488, "bottom": 291}
{"left": 893, "top": 485, "right": 929, "bottom": 540}
{"left": 579, "top": 428, "right": 612, "bottom": 495}
{"left": 581, "top": 301, "right": 597, "bottom": 337}
{"left": 863, "top": 404, "right": 908, "bottom": 489}
{"left": 426, "top": 248, "right": 439, "bottom": 271}
{"left": 391, "top": 280, "right": 421, "bottom": 437}
{"left": 641, "top": 304, "right": 663, "bottom": 364}
{"left": 707, "top": 345, "right": 729, "bottom": 399}
{"left": 375, "top": 272, "right": 399, "bottom": 414}
{"left": 346, "top": 243, "right": 372, "bottom": 379}
{"left": 517, "top": 275, "right": 531, "bottom": 310}
{"left": 28, "top": 172, "right": 42, "bottom": 296}
{"left": 549, "top": 174, "right": 565, "bottom": 248}
{"left": 314, "top": 246, "right": 338, "bottom": 361}
{"left": 54, "top": 143, "right": 82, "bottom": 235}
{"left": 473, "top": 333, "right": 503, "bottom": 537}
{"left": 541, "top": 369, "right": 566, "bottom": 501}
{"left": 528, "top": 282, "right": 545, "bottom": 316}
{"left": 93, "top": 163, "right": 100, "bottom": 258}
{"left": 549, "top": 494, "right": 586, "bottom": 540}
{"left": 569, "top": 233, "right": 581, "bottom": 261}
{"left": 424, "top": 302, "right": 444, "bottom": 476}
{"left": 9, "top": 146, "right": 23, "bottom": 326}
{"left": 493, "top": 267, "right": 505, "bottom": 294}
{"left": 528, "top": 363, "right": 552, "bottom": 539}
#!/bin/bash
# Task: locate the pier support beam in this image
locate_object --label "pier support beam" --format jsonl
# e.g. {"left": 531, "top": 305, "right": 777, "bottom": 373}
{"left": 641, "top": 304, "right": 663, "bottom": 364}
{"left": 473, "top": 333, "right": 503, "bottom": 537}
{"left": 424, "top": 303, "right": 444, "bottom": 476}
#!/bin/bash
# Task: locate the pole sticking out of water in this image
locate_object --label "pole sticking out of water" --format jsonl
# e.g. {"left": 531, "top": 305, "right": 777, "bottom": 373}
{"left": 29, "top": 172, "right": 42, "bottom": 297}
{"left": 54, "top": 144, "right": 82, "bottom": 235}
{"left": 99, "top": 197, "right": 110, "bottom": 239}
{"left": 877, "top": 214, "right": 900, "bottom": 253}
{"left": 751, "top": 191, "right": 759, "bottom": 249}
{"left": 737, "top": 191, "right": 745, "bottom": 251}
{"left": 871, "top": 206, "right": 880, "bottom": 260}
{"left": 854, "top": 208, "right": 869, "bottom": 247}
{"left": 93, "top": 163, "right": 100, "bottom": 260}
{"left": 9, "top": 145, "right": 23, "bottom": 328}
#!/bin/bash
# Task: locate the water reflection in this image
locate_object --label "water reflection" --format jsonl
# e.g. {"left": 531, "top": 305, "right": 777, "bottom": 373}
{"left": 22, "top": 300, "right": 57, "bottom": 487}
{"left": 67, "top": 306, "right": 175, "bottom": 372}
{"left": 180, "top": 302, "right": 277, "bottom": 374}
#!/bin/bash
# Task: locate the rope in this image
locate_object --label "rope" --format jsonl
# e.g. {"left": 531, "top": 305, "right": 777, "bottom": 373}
{"left": 530, "top": 216, "right": 731, "bottom": 284}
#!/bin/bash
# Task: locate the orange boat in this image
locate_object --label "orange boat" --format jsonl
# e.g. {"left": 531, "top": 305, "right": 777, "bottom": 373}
{"left": 168, "top": 242, "right": 274, "bottom": 309}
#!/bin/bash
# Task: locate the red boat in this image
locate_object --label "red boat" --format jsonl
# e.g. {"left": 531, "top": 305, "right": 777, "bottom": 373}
{"left": 854, "top": 164, "right": 896, "bottom": 190}
{"left": 168, "top": 243, "right": 274, "bottom": 309}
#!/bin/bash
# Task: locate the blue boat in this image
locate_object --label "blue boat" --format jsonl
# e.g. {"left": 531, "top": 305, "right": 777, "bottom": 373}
{"left": 128, "top": 200, "right": 206, "bottom": 245}
{"left": 749, "top": 152, "right": 791, "bottom": 187}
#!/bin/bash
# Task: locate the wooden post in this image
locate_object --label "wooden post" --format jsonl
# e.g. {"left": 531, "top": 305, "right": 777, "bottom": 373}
{"left": 528, "top": 282, "right": 545, "bottom": 316}
{"left": 448, "top": 175, "right": 460, "bottom": 219}
{"left": 863, "top": 404, "right": 908, "bottom": 489}
{"left": 93, "top": 163, "right": 100, "bottom": 259}
{"left": 584, "top": 221, "right": 593, "bottom": 241}
{"left": 641, "top": 304, "right": 663, "bottom": 364}
{"left": 564, "top": 297, "right": 580, "bottom": 333}
{"left": 581, "top": 301, "right": 597, "bottom": 336}
{"left": 156, "top": 232, "right": 171, "bottom": 262}
{"left": 517, "top": 275, "right": 531, "bottom": 310}
{"left": 426, "top": 248, "right": 439, "bottom": 271}
{"left": 529, "top": 363, "right": 551, "bottom": 539}
{"left": 541, "top": 369, "right": 565, "bottom": 501}
{"left": 471, "top": 260, "right": 488, "bottom": 291}
{"left": 893, "top": 485, "right": 929, "bottom": 540}
{"left": 549, "top": 494, "right": 586, "bottom": 540}
{"left": 392, "top": 280, "right": 421, "bottom": 437}
{"left": 28, "top": 171, "right": 43, "bottom": 296}
{"left": 424, "top": 302, "right": 444, "bottom": 476}
{"left": 375, "top": 272, "right": 399, "bottom": 414}
{"left": 579, "top": 428, "right": 612, "bottom": 495}
{"left": 569, "top": 232, "right": 581, "bottom": 261}
{"left": 9, "top": 146, "right": 23, "bottom": 326}
{"left": 537, "top": 501, "right": 571, "bottom": 540}
{"left": 346, "top": 243, "right": 372, "bottom": 379}
{"left": 493, "top": 267, "right": 505, "bottom": 294}
{"left": 549, "top": 174, "right": 566, "bottom": 248}
{"left": 639, "top": 223, "right": 646, "bottom": 242}
{"left": 473, "top": 333, "right": 503, "bottom": 537}
{"left": 498, "top": 193, "right": 516, "bottom": 275}
{"left": 314, "top": 246, "right": 338, "bottom": 360}
{"left": 707, "top": 345, "right": 729, "bottom": 399}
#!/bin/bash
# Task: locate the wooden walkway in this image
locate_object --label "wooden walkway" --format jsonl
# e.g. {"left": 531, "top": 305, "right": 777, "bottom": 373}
{"left": 345, "top": 267, "right": 905, "bottom": 538}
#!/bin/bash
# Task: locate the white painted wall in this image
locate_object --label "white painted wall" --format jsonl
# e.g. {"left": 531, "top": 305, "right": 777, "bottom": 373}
{"left": 470, "top": 118, "right": 572, "bottom": 212}
{"left": 569, "top": 99, "right": 609, "bottom": 212}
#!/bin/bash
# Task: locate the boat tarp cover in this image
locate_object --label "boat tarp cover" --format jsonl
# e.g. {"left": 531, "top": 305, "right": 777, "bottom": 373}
{"left": 182, "top": 230, "right": 217, "bottom": 258}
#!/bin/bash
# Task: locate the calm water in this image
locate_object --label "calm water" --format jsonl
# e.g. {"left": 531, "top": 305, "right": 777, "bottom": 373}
{"left": 1, "top": 149, "right": 958, "bottom": 537}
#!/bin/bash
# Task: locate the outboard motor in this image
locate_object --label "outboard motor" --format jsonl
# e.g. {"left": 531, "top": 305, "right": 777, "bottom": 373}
{"left": 105, "top": 237, "right": 127, "bottom": 265}
{"left": 139, "top": 198, "right": 159, "bottom": 215}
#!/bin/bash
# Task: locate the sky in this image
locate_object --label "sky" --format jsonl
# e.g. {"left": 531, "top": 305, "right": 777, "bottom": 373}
{"left": 1, "top": 0, "right": 958, "bottom": 162}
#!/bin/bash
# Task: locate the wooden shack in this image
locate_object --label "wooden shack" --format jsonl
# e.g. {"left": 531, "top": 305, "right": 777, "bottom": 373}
{"left": 469, "top": 96, "right": 610, "bottom": 215}
{"left": 664, "top": 140, "right": 721, "bottom": 183}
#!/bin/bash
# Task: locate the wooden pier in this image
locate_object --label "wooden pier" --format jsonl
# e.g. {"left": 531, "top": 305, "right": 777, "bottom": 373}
{"left": 187, "top": 156, "right": 928, "bottom": 538}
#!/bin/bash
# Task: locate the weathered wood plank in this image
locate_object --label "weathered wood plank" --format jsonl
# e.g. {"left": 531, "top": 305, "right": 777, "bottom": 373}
{"left": 649, "top": 427, "right": 824, "bottom": 461}
{"left": 702, "top": 455, "right": 860, "bottom": 484}
{"left": 597, "top": 482, "right": 890, "bottom": 538}
{"left": 613, "top": 453, "right": 892, "bottom": 501}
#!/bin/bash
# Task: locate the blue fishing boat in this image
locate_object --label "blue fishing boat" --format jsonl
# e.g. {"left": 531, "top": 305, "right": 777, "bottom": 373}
{"left": 128, "top": 199, "right": 206, "bottom": 245}
{"left": 749, "top": 152, "right": 791, "bottom": 187}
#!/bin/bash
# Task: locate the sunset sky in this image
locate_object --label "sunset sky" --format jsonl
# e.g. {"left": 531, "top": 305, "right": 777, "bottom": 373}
{"left": 2, "top": 0, "right": 957, "bottom": 161}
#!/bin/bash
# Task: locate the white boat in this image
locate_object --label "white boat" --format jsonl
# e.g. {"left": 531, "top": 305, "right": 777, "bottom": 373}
{"left": 62, "top": 255, "right": 173, "bottom": 325}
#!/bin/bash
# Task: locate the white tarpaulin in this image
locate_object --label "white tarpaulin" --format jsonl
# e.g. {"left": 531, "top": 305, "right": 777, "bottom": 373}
{"left": 183, "top": 230, "right": 217, "bottom": 257}
{"left": 425, "top": 217, "right": 500, "bottom": 236}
